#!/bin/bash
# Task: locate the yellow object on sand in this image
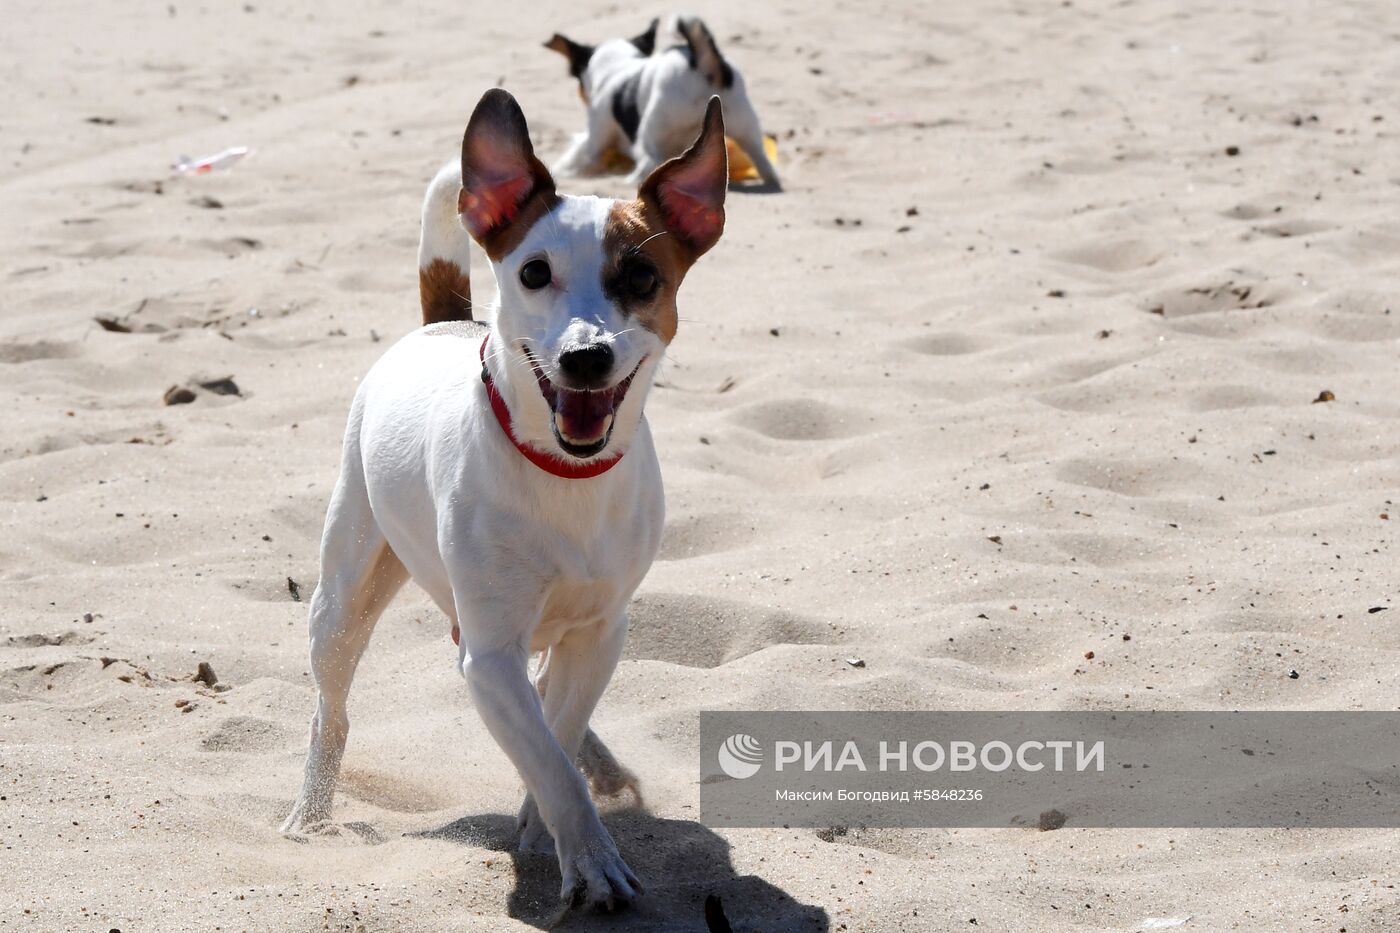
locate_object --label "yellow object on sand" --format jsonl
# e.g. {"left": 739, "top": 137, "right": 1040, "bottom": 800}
{"left": 600, "top": 146, "right": 633, "bottom": 174}
{"left": 725, "top": 134, "right": 779, "bottom": 181}
{"left": 600, "top": 135, "right": 779, "bottom": 182}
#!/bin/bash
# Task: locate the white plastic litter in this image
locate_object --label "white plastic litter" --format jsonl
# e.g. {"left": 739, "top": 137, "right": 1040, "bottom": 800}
{"left": 1140, "top": 918, "right": 1191, "bottom": 930}
{"left": 174, "top": 146, "right": 252, "bottom": 175}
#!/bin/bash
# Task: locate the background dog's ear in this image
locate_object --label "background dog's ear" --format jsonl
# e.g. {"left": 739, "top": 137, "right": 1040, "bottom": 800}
{"left": 629, "top": 18, "right": 660, "bottom": 56}
{"left": 544, "top": 34, "right": 595, "bottom": 78}
{"left": 638, "top": 97, "right": 727, "bottom": 257}
{"left": 458, "top": 89, "right": 556, "bottom": 255}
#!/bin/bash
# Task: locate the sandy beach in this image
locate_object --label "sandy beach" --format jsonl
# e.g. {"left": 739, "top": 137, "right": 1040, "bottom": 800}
{"left": 3, "top": 0, "right": 1399, "bottom": 929}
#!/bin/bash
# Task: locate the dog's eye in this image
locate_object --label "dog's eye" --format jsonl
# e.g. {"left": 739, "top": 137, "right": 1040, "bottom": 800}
{"left": 623, "top": 263, "right": 658, "bottom": 300}
{"left": 519, "top": 259, "right": 552, "bottom": 290}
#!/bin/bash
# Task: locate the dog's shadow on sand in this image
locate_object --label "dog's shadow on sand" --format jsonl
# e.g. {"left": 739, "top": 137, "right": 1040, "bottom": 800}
{"left": 412, "top": 808, "right": 829, "bottom": 932}
{"left": 730, "top": 179, "right": 782, "bottom": 195}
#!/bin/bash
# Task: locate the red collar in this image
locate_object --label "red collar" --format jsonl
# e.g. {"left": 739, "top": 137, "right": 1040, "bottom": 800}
{"left": 479, "top": 336, "right": 627, "bottom": 480}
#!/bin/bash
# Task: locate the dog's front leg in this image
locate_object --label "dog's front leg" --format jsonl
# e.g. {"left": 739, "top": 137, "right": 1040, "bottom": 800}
{"left": 460, "top": 627, "right": 640, "bottom": 910}
{"left": 518, "top": 616, "right": 634, "bottom": 853}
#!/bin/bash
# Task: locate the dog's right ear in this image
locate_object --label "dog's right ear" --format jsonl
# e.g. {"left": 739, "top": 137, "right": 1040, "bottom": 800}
{"left": 638, "top": 97, "right": 727, "bottom": 258}
{"left": 544, "top": 34, "right": 595, "bottom": 78}
{"left": 458, "top": 89, "right": 557, "bottom": 259}
{"left": 629, "top": 18, "right": 660, "bottom": 56}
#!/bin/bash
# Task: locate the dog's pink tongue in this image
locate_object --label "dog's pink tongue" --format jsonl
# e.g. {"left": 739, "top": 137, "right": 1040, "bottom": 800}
{"left": 553, "top": 389, "right": 614, "bottom": 442}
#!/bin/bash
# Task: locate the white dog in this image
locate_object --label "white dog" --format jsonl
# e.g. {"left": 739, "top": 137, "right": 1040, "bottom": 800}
{"left": 283, "top": 88, "right": 728, "bottom": 913}
{"left": 547, "top": 15, "right": 780, "bottom": 189}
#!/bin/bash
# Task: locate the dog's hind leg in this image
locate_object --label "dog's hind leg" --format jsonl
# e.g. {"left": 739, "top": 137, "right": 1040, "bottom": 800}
{"left": 554, "top": 131, "right": 607, "bottom": 178}
{"left": 283, "top": 422, "right": 408, "bottom": 833}
{"left": 624, "top": 127, "right": 669, "bottom": 188}
{"left": 578, "top": 729, "right": 642, "bottom": 804}
{"left": 723, "top": 92, "right": 781, "bottom": 190}
{"left": 553, "top": 104, "right": 620, "bottom": 178}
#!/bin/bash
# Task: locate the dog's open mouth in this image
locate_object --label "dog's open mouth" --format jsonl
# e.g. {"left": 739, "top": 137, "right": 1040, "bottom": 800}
{"left": 527, "top": 353, "right": 643, "bottom": 458}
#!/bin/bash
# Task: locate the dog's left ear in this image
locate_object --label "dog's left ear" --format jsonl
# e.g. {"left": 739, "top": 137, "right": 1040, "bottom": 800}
{"left": 629, "top": 18, "right": 660, "bottom": 56}
{"left": 544, "top": 34, "right": 595, "bottom": 78}
{"left": 638, "top": 97, "right": 727, "bottom": 257}
{"left": 458, "top": 89, "right": 557, "bottom": 256}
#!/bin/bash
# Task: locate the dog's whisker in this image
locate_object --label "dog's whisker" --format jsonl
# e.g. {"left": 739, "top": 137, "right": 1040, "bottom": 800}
{"left": 541, "top": 203, "right": 567, "bottom": 247}
{"left": 448, "top": 288, "right": 473, "bottom": 312}
{"left": 481, "top": 343, "right": 520, "bottom": 369}
{"left": 625, "top": 230, "right": 670, "bottom": 259}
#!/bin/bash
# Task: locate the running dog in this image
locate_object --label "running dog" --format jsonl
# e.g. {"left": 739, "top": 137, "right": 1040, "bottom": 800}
{"left": 283, "top": 88, "right": 728, "bottom": 912}
{"left": 547, "top": 15, "right": 780, "bottom": 189}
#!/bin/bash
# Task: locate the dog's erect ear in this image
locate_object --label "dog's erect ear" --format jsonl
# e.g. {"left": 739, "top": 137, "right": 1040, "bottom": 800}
{"left": 638, "top": 97, "right": 727, "bottom": 257}
{"left": 544, "top": 34, "right": 595, "bottom": 78}
{"left": 458, "top": 89, "right": 557, "bottom": 257}
{"left": 629, "top": 18, "right": 660, "bottom": 56}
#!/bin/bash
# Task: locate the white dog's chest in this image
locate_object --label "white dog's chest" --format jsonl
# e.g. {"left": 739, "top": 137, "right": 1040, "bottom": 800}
{"left": 531, "top": 576, "right": 624, "bottom": 650}
{"left": 524, "top": 496, "right": 661, "bottom": 645}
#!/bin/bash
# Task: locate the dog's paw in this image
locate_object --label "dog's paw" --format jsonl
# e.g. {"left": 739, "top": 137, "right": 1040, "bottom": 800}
{"left": 516, "top": 794, "right": 554, "bottom": 856}
{"left": 280, "top": 797, "right": 330, "bottom": 835}
{"left": 557, "top": 824, "right": 642, "bottom": 912}
{"left": 280, "top": 815, "right": 331, "bottom": 835}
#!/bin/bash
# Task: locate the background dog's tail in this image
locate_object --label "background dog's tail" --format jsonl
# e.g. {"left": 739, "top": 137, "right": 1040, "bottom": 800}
{"left": 675, "top": 15, "right": 734, "bottom": 89}
{"left": 418, "top": 161, "right": 473, "bottom": 325}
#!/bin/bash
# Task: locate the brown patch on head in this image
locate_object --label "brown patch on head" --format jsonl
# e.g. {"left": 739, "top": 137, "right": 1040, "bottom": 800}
{"left": 419, "top": 258, "right": 472, "bottom": 325}
{"left": 601, "top": 200, "right": 696, "bottom": 345}
{"left": 601, "top": 96, "right": 729, "bottom": 344}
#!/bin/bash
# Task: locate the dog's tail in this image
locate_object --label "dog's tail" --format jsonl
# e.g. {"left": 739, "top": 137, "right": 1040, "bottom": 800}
{"left": 675, "top": 15, "right": 734, "bottom": 89}
{"left": 418, "top": 161, "right": 473, "bottom": 325}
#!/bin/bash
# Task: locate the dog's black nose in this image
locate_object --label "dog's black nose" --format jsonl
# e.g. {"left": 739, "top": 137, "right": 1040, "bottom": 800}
{"left": 557, "top": 344, "right": 614, "bottom": 386}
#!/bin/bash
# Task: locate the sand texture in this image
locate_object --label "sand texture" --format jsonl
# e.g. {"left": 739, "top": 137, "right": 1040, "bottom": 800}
{"left": 3, "top": 0, "right": 1399, "bottom": 930}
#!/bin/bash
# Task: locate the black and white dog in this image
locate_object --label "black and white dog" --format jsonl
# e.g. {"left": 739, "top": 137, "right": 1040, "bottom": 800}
{"left": 546, "top": 15, "right": 781, "bottom": 189}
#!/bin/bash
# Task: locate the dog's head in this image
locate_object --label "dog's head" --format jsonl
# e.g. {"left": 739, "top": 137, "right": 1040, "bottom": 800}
{"left": 544, "top": 19, "right": 658, "bottom": 101}
{"left": 458, "top": 89, "right": 726, "bottom": 463}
